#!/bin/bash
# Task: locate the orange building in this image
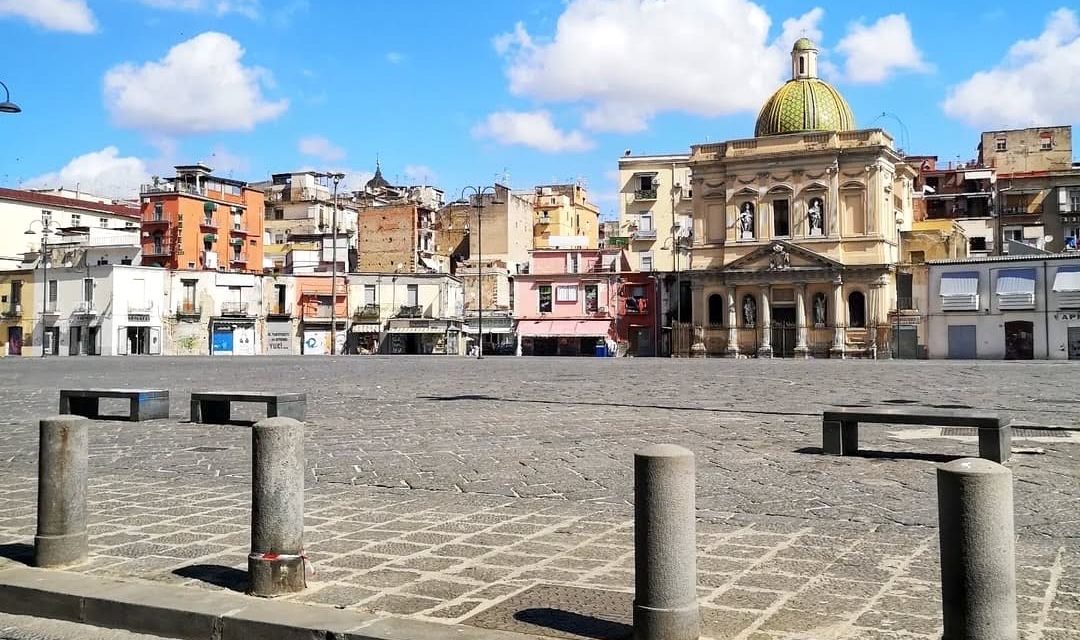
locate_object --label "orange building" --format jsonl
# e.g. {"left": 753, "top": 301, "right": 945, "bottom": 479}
{"left": 140, "top": 164, "right": 265, "bottom": 273}
{"left": 294, "top": 274, "right": 348, "bottom": 354}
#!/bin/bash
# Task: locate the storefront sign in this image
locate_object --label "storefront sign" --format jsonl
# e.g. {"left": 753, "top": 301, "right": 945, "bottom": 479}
{"left": 266, "top": 321, "right": 292, "bottom": 354}
{"left": 1053, "top": 312, "right": 1080, "bottom": 321}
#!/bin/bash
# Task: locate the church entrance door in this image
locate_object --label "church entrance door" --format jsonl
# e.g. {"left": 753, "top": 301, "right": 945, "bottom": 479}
{"left": 771, "top": 306, "right": 797, "bottom": 358}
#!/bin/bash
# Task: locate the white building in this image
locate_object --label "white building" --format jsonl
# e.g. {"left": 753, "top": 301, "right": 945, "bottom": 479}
{"left": 165, "top": 270, "right": 264, "bottom": 355}
{"left": 347, "top": 272, "right": 464, "bottom": 354}
{"left": 0, "top": 188, "right": 140, "bottom": 270}
{"left": 927, "top": 254, "right": 1080, "bottom": 359}
{"left": 28, "top": 264, "right": 166, "bottom": 357}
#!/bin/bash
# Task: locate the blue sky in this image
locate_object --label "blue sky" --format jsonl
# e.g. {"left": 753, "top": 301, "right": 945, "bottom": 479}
{"left": 1, "top": 0, "right": 1078, "bottom": 219}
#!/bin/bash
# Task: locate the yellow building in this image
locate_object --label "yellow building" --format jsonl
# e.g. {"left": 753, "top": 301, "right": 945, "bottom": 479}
{"left": 617, "top": 154, "right": 693, "bottom": 273}
{"left": 687, "top": 38, "right": 918, "bottom": 358}
{"left": 531, "top": 184, "right": 600, "bottom": 250}
{"left": 0, "top": 269, "right": 34, "bottom": 356}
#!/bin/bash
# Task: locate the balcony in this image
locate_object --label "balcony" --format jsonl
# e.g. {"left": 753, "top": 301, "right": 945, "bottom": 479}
{"left": 230, "top": 253, "right": 248, "bottom": 264}
{"left": 72, "top": 301, "right": 95, "bottom": 315}
{"left": 536, "top": 215, "right": 552, "bottom": 225}
{"left": 144, "top": 244, "right": 173, "bottom": 257}
{"left": 221, "top": 301, "right": 250, "bottom": 316}
{"left": 631, "top": 228, "right": 658, "bottom": 241}
{"left": 395, "top": 305, "right": 424, "bottom": 318}
{"left": 176, "top": 303, "right": 201, "bottom": 317}
{"left": 200, "top": 217, "right": 218, "bottom": 231}
{"left": 894, "top": 297, "right": 919, "bottom": 311}
{"left": 2, "top": 304, "right": 22, "bottom": 318}
{"left": 230, "top": 222, "right": 248, "bottom": 235}
{"left": 354, "top": 303, "right": 382, "bottom": 321}
{"left": 140, "top": 181, "right": 206, "bottom": 197}
{"left": 634, "top": 188, "right": 658, "bottom": 201}
{"left": 143, "top": 213, "right": 170, "bottom": 226}
{"left": 129, "top": 300, "right": 154, "bottom": 313}
{"left": 267, "top": 305, "right": 292, "bottom": 318}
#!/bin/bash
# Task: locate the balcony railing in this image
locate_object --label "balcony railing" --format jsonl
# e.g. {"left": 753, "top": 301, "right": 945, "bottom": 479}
{"left": 200, "top": 217, "right": 218, "bottom": 230}
{"left": 230, "top": 222, "right": 248, "bottom": 235}
{"left": 129, "top": 301, "right": 154, "bottom": 313}
{"left": 634, "top": 188, "right": 658, "bottom": 201}
{"left": 632, "top": 228, "right": 657, "bottom": 241}
{"left": 395, "top": 305, "right": 423, "bottom": 318}
{"left": 143, "top": 214, "right": 169, "bottom": 225}
{"left": 73, "top": 301, "right": 95, "bottom": 315}
{"left": 230, "top": 253, "right": 248, "bottom": 263}
{"left": 2, "top": 304, "right": 22, "bottom": 318}
{"left": 893, "top": 297, "right": 919, "bottom": 311}
{"left": 268, "top": 305, "right": 292, "bottom": 317}
{"left": 221, "top": 302, "right": 250, "bottom": 316}
{"left": 177, "top": 303, "right": 201, "bottom": 317}
{"left": 144, "top": 245, "right": 173, "bottom": 257}
{"left": 140, "top": 181, "right": 205, "bottom": 197}
{"left": 354, "top": 303, "right": 382, "bottom": 321}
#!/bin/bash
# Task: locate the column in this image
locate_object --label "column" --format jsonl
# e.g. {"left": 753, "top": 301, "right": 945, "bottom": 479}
{"left": 867, "top": 281, "right": 879, "bottom": 358}
{"left": 828, "top": 161, "right": 840, "bottom": 237}
{"left": 757, "top": 286, "right": 772, "bottom": 358}
{"left": 830, "top": 276, "right": 845, "bottom": 358}
{"left": 690, "top": 282, "right": 707, "bottom": 358}
{"left": 725, "top": 287, "right": 738, "bottom": 357}
{"left": 794, "top": 283, "right": 809, "bottom": 358}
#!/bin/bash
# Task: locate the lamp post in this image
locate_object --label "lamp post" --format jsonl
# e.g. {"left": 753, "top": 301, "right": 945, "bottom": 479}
{"left": 0, "top": 81, "right": 21, "bottom": 114}
{"left": 25, "top": 217, "right": 56, "bottom": 357}
{"left": 329, "top": 172, "right": 344, "bottom": 355}
{"left": 457, "top": 186, "right": 500, "bottom": 359}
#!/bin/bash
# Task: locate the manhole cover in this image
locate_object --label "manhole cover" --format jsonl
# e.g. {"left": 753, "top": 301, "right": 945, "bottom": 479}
{"left": 464, "top": 584, "right": 632, "bottom": 639}
{"left": 186, "top": 446, "right": 230, "bottom": 452}
{"left": 940, "top": 428, "right": 1068, "bottom": 438}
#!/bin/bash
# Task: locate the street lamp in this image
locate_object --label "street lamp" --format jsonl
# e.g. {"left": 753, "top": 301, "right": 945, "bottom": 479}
{"left": 25, "top": 217, "right": 58, "bottom": 357}
{"left": 456, "top": 186, "right": 500, "bottom": 359}
{"left": 315, "top": 172, "right": 346, "bottom": 355}
{"left": 0, "top": 81, "right": 21, "bottom": 114}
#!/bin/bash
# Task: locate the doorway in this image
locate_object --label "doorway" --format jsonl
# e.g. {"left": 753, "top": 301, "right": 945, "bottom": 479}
{"left": 6, "top": 326, "right": 22, "bottom": 355}
{"left": 771, "top": 306, "right": 797, "bottom": 358}
{"left": 69, "top": 326, "right": 83, "bottom": 356}
{"left": 1069, "top": 327, "right": 1080, "bottom": 360}
{"left": 127, "top": 327, "right": 149, "bottom": 355}
{"left": 87, "top": 327, "right": 99, "bottom": 355}
{"left": 1004, "top": 321, "right": 1034, "bottom": 360}
{"left": 947, "top": 325, "right": 977, "bottom": 359}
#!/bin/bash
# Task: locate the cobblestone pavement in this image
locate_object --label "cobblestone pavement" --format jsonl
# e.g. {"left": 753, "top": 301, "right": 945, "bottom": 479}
{"left": 0, "top": 357, "right": 1078, "bottom": 639}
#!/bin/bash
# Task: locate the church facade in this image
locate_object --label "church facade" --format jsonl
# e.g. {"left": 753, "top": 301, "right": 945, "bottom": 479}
{"left": 686, "top": 38, "right": 917, "bottom": 358}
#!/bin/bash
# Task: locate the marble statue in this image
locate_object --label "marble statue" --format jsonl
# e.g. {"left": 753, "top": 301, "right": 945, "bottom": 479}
{"left": 808, "top": 198, "right": 823, "bottom": 236}
{"left": 813, "top": 293, "right": 827, "bottom": 326}
{"left": 743, "top": 296, "right": 757, "bottom": 327}
{"left": 738, "top": 203, "right": 754, "bottom": 238}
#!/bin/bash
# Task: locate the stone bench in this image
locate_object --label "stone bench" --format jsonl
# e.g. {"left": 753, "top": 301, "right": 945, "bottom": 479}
{"left": 190, "top": 392, "right": 306, "bottom": 424}
{"left": 822, "top": 407, "right": 1011, "bottom": 464}
{"left": 59, "top": 389, "right": 169, "bottom": 422}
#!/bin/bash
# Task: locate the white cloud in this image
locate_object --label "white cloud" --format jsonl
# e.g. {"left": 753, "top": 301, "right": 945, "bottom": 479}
{"left": 298, "top": 136, "right": 346, "bottom": 162}
{"left": 22, "top": 147, "right": 150, "bottom": 198}
{"left": 493, "top": 0, "right": 824, "bottom": 132}
{"left": 472, "top": 111, "right": 593, "bottom": 153}
{"left": 403, "top": 164, "right": 436, "bottom": 185}
{"left": 104, "top": 32, "right": 288, "bottom": 134}
{"left": 0, "top": 0, "right": 96, "bottom": 33}
{"left": 137, "top": 0, "right": 260, "bottom": 19}
{"left": 943, "top": 8, "right": 1080, "bottom": 128}
{"left": 386, "top": 51, "right": 404, "bottom": 64}
{"left": 835, "top": 14, "right": 929, "bottom": 84}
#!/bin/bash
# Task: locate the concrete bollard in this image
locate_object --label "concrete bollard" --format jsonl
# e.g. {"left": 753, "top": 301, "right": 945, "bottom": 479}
{"left": 634, "top": 444, "right": 700, "bottom": 640}
{"left": 249, "top": 417, "right": 306, "bottom": 597}
{"left": 937, "top": 458, "right": 1017, "bottom": 640}
{"left": 35, "top": 415, "right": 90, "bottom": 568}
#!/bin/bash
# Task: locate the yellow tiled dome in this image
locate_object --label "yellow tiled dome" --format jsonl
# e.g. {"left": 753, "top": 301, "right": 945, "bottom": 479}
{"left": 754, "top": 78, "right": 856, "bottom": 137}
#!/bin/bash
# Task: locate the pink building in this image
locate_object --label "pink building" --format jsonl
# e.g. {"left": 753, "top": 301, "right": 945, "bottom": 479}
{"left": 514, "top": 249, "right": 654, "bottom": 356}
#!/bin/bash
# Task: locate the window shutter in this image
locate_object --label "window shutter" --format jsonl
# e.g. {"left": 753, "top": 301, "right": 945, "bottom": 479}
{"left": 1060, "top": 188, "right": 1069, "bottom": 207}
{"left": 116, "top": 328, "right": 128, "bottom": 355}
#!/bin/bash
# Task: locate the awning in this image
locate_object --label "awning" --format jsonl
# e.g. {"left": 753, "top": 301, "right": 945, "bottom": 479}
{"left": 940, "top": 272, "right": 979, "bottom": 296}
{"left": 1053, "top": 266, "right": 1080, "bottom": 292}
{"left": 516, "top": 319, "right": 612, "bottom": 338}
{"left": 996, "top": 268, "right": 1036, "bottom": 295}
{"left": 351, "top": 324, "right": 382, "bottom": 333}
{"left": 419, "top": 256, "right": 442, "bottom": 272}
{"left": 464, "top": 325, "right": 513, "bottom": 334}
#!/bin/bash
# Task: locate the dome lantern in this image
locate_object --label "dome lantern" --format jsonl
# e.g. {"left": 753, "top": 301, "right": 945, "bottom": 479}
{"left": 754, "top": 38, "right": 855, "bottom": 137}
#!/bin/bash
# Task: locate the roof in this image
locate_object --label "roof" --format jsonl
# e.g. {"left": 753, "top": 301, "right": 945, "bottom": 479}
{"left": 755, "top": 79, "right": 856, "bottom": 137}
{"left": 792, "top": 37, "right": 817, "bottom": 52}
{"left": 928, "top": 253, "right": 1080, "bottom": 266}
{"left": 0, "top": 187, "right": 141, "bottom": 220}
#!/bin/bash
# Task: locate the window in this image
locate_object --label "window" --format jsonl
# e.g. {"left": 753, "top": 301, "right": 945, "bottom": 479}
{"left": 539, "top": 285, "right": 553, "bottom": 312}
{"left": 638, "top": 175, "right": 654, "bottom": 191}
{"left": 848, "top": 291, "right": 866, "bottom": 328}
{"left": 995, "top": 137, "right": 1007, "bottom": 152}
{"left": 897, "top": 273, "right": 913, "bottom": 309}
{"left": 1040, "top": 134, "right": 1052, "bottom": 151}
{"left": 181, "top": 280, "right": 197, "bottom": 312}
{"left": 154, "top": 202, "right": 164, "bottom": 219}
{"left": 555, "top": 285, "right": 578, "bottom": 302}
{"left": 364, "top": 285, "right": 376, "bottom": 304}
{"left": 969, "top": 237, "right": 987, "bottom": 252}
{"left": 639, "top": 213, "right": 653, "bottom": 231}
{"left": 406, "top": 284, "right": 418, "bottom": 306}
{"left": 772, "top": 199, "right": 790, "bottom": 237}
{"left": 708, "top": 294, "right": 723, "bottom": 326}
{"left": 100, "top": 217, "right": 108, "bottom": 227}
{"left": 83, "top": 278, "right": 93, "bottom": 304}
{"left": 568, "top": 253, "right": 580, "bottom": 274}
{"left": 10, "top": 280, "right": 22, "bottom": 305}
{"left": 584, "top": 284, "right": 599, "bottom": 313}
{"left": 799, "top": 56, "right": 805, "bottom": 75}
{"left": 152, "top": 232, "right": 164, "bottom": 254}
{"left": 909, "top": 251, "right": 925, "bottom": 264}
{"left": 47, "top": 280, "right": 57, "bottom": 312}
{"left": 125, "top": 221, "right": 136, "bottom": 229}
{"left": 1070, "top": 189, "right": 1080, "bottom": 214}
{"left": 274, "top": 234, "right": 285, "bottom": 244}
{"left": 70, "top": 213, "right": 81, "bottom": 227}
{"left": 42, "top": 210, "right": 52, "bottom": 225}
{"left": 640, "top": 252, "right": 654, "bottom": 272}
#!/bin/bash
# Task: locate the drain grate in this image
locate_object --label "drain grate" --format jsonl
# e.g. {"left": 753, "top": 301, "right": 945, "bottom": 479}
{"left": 940, "top": 428, "right": 1068, "bottom": 438}
{"left": 186, "top": 446, "right": 230, "bottom": 452}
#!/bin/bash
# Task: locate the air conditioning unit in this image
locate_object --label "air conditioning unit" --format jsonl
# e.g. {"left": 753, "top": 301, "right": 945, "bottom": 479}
{"left": 14, "top": 304, "right": 21, "bottom": 314}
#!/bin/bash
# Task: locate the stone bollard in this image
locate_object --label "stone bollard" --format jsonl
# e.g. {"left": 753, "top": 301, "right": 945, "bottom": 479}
{"left": 249, "top": 417, "right": 306, "bottom": 597}
{"left": 35, "top": 415, "right": 90, "bottom": 568}
{"left": 634, "top": 444, "right": 700, "bottom": 640}
{"left": 937, "top": 458, "right": 1017, "bottom": 640}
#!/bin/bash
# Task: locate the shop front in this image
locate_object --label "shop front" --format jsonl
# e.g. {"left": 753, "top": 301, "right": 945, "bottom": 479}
{"left": 383, "top": 318, "right": 461, "bottom": 355}
{"left": 463, "top": 314, "right": 515, "bottom": 355}
{"left": 266, "top": 319, "right": 295, "bottom": 355}
{"left": 348, "top": 323, "right": 382, "bottom": 355}
{"left": 211, "top": 319, "right": 256, "bottom": 356}
{"left": 515, "top": 319, "right": 614, "bottom": 357}
{"left": 301, "top": 320, "right": 347, "bottom": 355}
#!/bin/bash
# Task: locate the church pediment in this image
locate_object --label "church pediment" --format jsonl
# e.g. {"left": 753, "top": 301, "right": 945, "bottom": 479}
{"left": 722, "top": 240, "right": 842, "bottom": 273}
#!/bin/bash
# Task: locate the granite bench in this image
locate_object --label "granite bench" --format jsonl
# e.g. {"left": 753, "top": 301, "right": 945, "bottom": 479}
{"left": 190, "top": 391, "right": 306, "bottom": 424}
{"left": 59, "top": 388, "right": 170, "bottom": 422}
{"left": 822, "top": 406, "right": 1011, "bottom": 463}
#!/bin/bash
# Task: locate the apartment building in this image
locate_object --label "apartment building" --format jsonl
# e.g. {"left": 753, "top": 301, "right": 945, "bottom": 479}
{"left": 531, "top": 184, "right": 600, "bottom": 251}
{"left": 255, "top": 171, "right": 357, "bottom": 273}
{"left": 616, "top": 154, "right": 693, "bottom": 273}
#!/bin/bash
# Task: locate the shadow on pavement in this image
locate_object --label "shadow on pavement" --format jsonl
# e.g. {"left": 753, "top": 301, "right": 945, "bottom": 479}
{"left": 513, "top": 608, "right": 632, "bottom": 640}
{"left": 0, "top": 542, "right": 33, "bottom": 565}
{"left": 795, "top": 446, "right": 965, "bottom": 464}
{"left": 173, "top": 564, "right": 247, "bottom": 592}
{"left": 421, "top": 395, "right": 820, "bottom": 418}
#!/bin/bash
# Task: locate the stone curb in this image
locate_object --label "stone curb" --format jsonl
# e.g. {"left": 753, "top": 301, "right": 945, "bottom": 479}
{"left": 0, "top": 566, "right": 543, "bottom": 640}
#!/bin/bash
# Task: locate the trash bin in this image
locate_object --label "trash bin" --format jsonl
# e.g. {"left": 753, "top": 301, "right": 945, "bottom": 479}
{"left": 594, "top": 343, "right": 607, "bottom": 357}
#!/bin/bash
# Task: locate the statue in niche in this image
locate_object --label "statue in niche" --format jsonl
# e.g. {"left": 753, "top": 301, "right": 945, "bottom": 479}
{"left": 813, "top": 293, "right": 827, "bottom": 327}
{"left": 738, "top": 202, "right": 755, "bottom": 239}
{"left": 743, "top": 295, "right": 757, "bottom": 327}
{"left": 768, "top": 244, "right": 790, "bottom": 271}
{"left": 808, "top": 198, "right": 824, "bottom": 236}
